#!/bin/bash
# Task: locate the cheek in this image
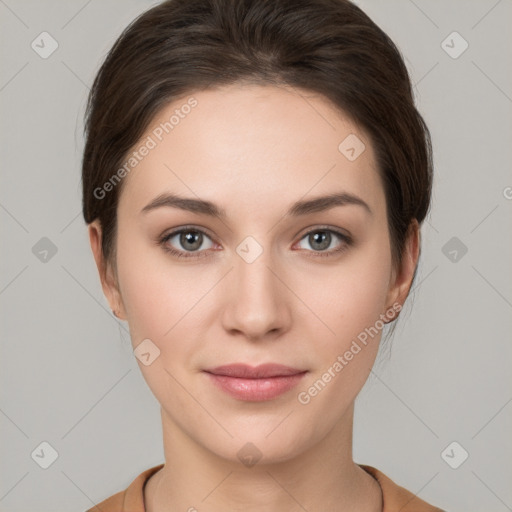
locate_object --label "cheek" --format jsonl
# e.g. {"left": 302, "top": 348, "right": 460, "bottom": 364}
{"left": 117, "top": 258, "right": 204, "bottom": 406}
{"left": 115, "top": 228, "right": 192, "bottom": 333}
{"left": 118, "top": 268, "right": 168, "bottom": 345}
{"left": 293, "top": 244, "right": 392, "bottom": 419}
{"left": 115, "top": 238, "right": 221, "bottom": 372}
{"left": 293, "top": 232, "right": 392, "bottom": 354}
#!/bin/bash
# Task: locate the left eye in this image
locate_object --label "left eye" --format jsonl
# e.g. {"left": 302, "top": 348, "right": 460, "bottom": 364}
{"left": 295, "top": 229, "right": 350, "bottom": 254}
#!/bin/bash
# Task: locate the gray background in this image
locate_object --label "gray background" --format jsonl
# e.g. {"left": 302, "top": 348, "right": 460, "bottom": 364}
{"left": 1, "top": 0, "right": 511, "bottom": 511}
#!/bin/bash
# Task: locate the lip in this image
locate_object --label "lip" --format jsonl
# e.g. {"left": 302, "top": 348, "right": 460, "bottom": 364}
{"left": 203, "top": 363, "right": 307, "bottom": 401}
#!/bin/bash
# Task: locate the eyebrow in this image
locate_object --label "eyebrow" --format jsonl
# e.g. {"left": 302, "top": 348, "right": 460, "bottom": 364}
{"left": 140, "top": 191, "right": 372, "bottom": 218}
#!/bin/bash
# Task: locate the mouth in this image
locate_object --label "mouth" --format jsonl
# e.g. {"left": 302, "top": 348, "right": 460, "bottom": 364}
{"left": 203, "top": 363, "right": 308, "bottom": 401}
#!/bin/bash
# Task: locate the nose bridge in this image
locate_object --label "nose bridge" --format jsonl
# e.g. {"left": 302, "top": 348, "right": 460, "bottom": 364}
{"left": 234, "top": 234, "right": 279, "bottom": 303}
{"left": 224, "top": 234, "right": 288, "bottom": 338}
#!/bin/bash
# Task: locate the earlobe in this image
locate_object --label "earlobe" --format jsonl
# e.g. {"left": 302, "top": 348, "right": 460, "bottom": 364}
{"left": 88, "top": 220, "right": 127, "bottom": 320}
{"left": 385, "top": 219, "right": 421, "bottom": 320}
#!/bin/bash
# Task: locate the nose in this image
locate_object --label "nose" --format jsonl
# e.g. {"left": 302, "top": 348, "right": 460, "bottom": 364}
{"left": 221, "top": 242, "right": 292, "bottom": 342}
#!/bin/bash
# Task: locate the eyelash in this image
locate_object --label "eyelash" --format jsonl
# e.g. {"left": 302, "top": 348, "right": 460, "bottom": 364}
{"left": 158, "top": 225, "right": 352, "bottom": 260}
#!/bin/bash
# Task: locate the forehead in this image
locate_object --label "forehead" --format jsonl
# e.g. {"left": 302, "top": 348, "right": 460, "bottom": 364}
{"left": 118, "top": 83, "right": 385, "bottom": 218}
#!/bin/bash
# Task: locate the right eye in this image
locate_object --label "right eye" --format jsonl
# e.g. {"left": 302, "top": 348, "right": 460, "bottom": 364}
{"left": 159, "top": 227, "right": 217, "bottom": 259}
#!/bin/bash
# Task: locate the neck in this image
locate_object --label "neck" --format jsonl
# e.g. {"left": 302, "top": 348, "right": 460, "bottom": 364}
{"left": 145, "top": 403, "right": 382, "bottom": 512}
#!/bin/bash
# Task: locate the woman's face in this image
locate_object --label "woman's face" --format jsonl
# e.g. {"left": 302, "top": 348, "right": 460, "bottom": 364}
{"left": 90, "top": 83, "right": 416, "bottom": 464}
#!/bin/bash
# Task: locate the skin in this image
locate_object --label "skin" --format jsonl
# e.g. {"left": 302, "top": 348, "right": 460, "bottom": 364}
{"left": 89, "top": 82, "right": 419, "bottom": 512}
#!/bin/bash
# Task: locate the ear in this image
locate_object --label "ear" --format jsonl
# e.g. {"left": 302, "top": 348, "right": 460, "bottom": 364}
{"left": 384, "top": 219, "right": 420, "bottom": 320}
{"left": 88, "top": 220, "right": 127, "bottom": 320}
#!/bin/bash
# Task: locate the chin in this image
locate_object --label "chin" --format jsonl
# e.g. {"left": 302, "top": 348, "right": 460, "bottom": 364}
{"left": 195, "top": 415, "right": 325, "bottom": 468}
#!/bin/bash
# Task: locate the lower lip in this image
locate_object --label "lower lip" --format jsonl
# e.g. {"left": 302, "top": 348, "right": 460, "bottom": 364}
{"left": 205, "top": 372, "right": 307, "bottom": 401}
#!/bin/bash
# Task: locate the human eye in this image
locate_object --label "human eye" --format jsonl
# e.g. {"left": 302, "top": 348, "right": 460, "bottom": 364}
{"left": 158, "top": 225, "right": 218, "bottom": 260}
{"left": 293, "top": 226, "right": 353, "bottom": 258}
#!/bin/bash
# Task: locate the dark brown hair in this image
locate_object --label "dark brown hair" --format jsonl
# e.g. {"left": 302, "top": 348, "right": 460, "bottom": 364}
{"left": 82, "top": 0, "right": 433, "bottom": 284}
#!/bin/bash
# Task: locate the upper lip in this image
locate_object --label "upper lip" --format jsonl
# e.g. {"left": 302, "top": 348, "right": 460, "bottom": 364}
{"left": 204, "top": 363, "right": 306, "bottom": 378}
